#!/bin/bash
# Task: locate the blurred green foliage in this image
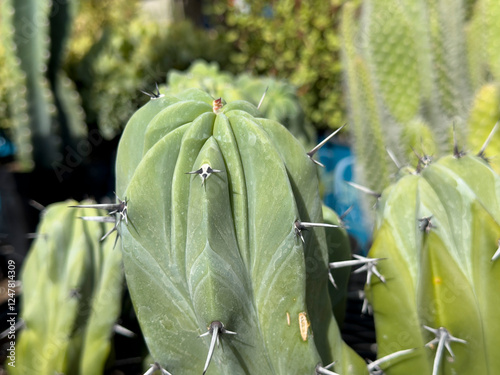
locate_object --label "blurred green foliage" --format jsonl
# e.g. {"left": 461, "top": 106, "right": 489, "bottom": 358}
{"left": 208, "top": 0, "right": 345, "bottom": 130}
{"left": 66, "top": 1, "right": 232, "bottom": 140}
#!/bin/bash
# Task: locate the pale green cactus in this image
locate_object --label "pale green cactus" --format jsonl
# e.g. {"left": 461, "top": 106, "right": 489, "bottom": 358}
{"left": 14, "top": 201, "right": 124, "bottom": 375}
{"left": 364, "top": 149, "right": 500, "bottom": 374}
{"left": 115, "top": 88, "right": 368, "bottom": 374}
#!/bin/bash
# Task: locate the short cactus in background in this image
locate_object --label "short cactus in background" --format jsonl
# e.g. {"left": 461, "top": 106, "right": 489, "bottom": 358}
{"left": 341, "top": 0, "right": 500, "bottom": 192}
{"left": 13, "top": 201, "right": 124, "bottom": 375}
{"left": 163, "top": 60, "right": 316, "bottom": 149}
{"left": 115, "top": 88, "right": 367, "bottom": 374}
{"left": 363, "top": 136, "right": 500, "bottom": 374}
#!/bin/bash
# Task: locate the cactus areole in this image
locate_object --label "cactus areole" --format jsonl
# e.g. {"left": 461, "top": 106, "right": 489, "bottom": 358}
{"left": 115, "top": 89, "right": 366, "bottom": 374}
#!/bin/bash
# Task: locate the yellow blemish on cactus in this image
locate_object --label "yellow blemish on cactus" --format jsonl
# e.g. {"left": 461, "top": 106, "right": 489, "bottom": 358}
{"left": 433, "top": 277, "right": 442, "bottom": 285}
{"left": 298, "top": 312, "right": 310, "bottom": 341}
{"left": 286, "top": 312, "right": 291, "bottom": 326}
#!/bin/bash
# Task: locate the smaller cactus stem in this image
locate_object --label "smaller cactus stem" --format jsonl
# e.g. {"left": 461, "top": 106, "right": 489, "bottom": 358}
{"left": 213, "top": 98, "right": 224, "bottom": 113}
{"left": 140, "top": 83, "right": 164, "bottom": 99}
{"left": 307, "top": 124, "right": 347, "bottom": 166}
{"left": 478, "top": 121, "right": 500, "bottom": 159}
{"left": 346, "top": 181, "right": 382, "bottom": 199}
{"left": 113, "top": 324, "right": 136, "bottom": 338}
{"left": 418, "top": 216, "right": 435, "bottom": 233}
{"left": 199, "top": 321, "right": 237, "bottom": 375}
{"left": 315, "top": 362, "right": 339, "bottom": 375}
{"left": 143, "top": 362, "right": 172, "bottom": 375}
{"left": 367, "top": 348, "right": 416, "bottom": 374}
{"left": 257, "top": 86, "right": 269, "bottom": 110}
{"left": 186, "top": 164, "right": 223, "bottom": 186}
{"left": 329, "top": 255, "right": 386, "bottom": 285}
{"left": 294, "top": 220, "right": 340, "bottom": 243}
{"left": 491, "top": 239, "right": 500, "bottom": 262}
{"left": 424, "top": 326, "right": 467, "bottom": 375}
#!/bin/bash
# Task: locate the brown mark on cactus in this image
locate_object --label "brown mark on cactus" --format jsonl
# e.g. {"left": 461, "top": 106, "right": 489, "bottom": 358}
{"left": 212, "top": 98, "right": 224, "bottom": 113}
{"left": 199, "top": 321, "right": 237, "bottom": 375}
{"left": 307, "top": 124, "right": 347, "bottom": 167}
{"left": 286, "top": 312, "right": 291, "bottom": 326}
{"left": 186, "top": 163, "right": 223, "bottom": 186}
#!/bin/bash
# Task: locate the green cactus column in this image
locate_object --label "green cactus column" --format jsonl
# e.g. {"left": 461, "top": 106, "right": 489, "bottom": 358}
{"left": 116, "top": 89, "right": 367, "bottom": 374}
{"left": 365, "top": 153, "right": 500, "bottom": 374}
{"left": 14, "top": 201, "right": 124, "bottom": 375}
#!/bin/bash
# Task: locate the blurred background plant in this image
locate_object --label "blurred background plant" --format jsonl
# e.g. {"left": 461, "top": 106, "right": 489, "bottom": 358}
{"left": 207, "top": 0, "right": 347, "bottom": 131}
{"left": 341, "top": 0, "right": 500, "bottom": 195}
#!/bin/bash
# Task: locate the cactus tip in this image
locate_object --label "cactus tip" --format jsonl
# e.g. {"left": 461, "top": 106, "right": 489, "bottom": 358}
{"left": 213, "top": 98, "right": 224, "bottom": 113}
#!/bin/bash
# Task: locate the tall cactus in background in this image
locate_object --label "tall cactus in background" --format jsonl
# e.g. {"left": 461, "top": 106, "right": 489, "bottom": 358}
{"left": 163, "top": 60, "right": 317, "bottom": 150}
{"left": 363, "top": 144, "right": 500, "bottom": 374}
{"left": 0, "top": 0, "right": 86, "bottom": 170}
{"left": 341, "top": 0, "right": 500, "bottom": 193}
{"left": 13, "top": 201, "right": 124, "bottom": 375}
{"left": 114, "top": 88, "right": 367, "bottom": 374}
